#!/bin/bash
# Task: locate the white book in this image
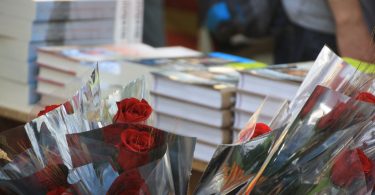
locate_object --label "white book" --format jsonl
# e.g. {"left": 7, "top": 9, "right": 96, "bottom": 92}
{"left": 39, "top": 93, "right": 66, "bottom": 106}
{"left": 0, "top": 77, "right": 37, "bottom": 104}
{"left": 0, "top": 58, "right": 36, "bottom": 84}
{"left": 152, "top": 93, "right": 233, "bottom": 128}
{"left": 233, "top": 109, "right": 273, "bottom": 130}
{"left": 232, "top": 130, "right": 240, "bottom": 143}
{"left": 0, "top": 37, "right": 113, "bottom": 62}
{"left": 237, "top": 62, "right": 313, "bottom": 101}
{"left": 36, "top": 44, "right": 156, "bottom": 76}
{"left": 0, "top": 0, "right": 117, "bottom": 22}
{"left": 141, "top": 46, "right": 202, "bottom": 59}
{"left": 152, "top": 70, "right": 236, "bottom": 109}
{"left": 235, "top": 91, "right": 285, "bottom": 117}
{"left": 155, "top": 113, "right": 232, "bottom": 145}
{"left": 37, "top": 67, "right": 78, "bottom": 86}
{"left": 37, "top": 64, "right": 152, "bottom": 102}
{"left": 194, "top": 142, "right": 217, "bottom": 162}
{"left": 238, "top": 70, "right": 300, "bottom": 100}
{"left": 37, "top": 78, "right": 82, "bottom": 100}
{"left": 0, "top": 16, "right": 114, "bottom": 42}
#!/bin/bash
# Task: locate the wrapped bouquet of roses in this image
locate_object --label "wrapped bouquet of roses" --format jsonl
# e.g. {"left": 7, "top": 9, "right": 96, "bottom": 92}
{"left": 65, "top": 97, "right": 196, "bottom": 195}
{"left": 195, "top": 98, "right": 287, "bottom": 194}
{"left": 195, "top": 46, "right": 375, "bottom": 195}
{"left": 235, "top": 47, "right": 375, "bottom": 194}
{"left": 0, "top": 67, "right": 196, "bottom": 195}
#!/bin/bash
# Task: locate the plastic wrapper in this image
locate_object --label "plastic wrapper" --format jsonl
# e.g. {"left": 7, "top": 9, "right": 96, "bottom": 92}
{"left": 290, "top": 45, "right": 374, "bottom": 118}
{"left": 65, "top": 123, "right": 196, "bottom": 195}
{"left": 0, "top": 127, "right": 72, "bottom": 194}
{"left": 24, "top": 67, "right": 102, "bottom": 168}
{"left": 101, "top": 75, "right": 153, "bottom": 125}
{"left": 239, "top": 85, "right": 375, "bottom": 194}
{"left": 25, "top": 67, "right": 150, "bottom": 169}
{"left": 195, "top": 98, "right": 287, "bottom": 194}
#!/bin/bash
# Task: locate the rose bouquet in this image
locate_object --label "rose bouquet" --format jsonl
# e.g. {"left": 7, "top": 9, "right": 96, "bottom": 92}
{"left": 235, "top": 47, "right": 375, "bottom": 194}
{"left": 195, "top": 98, "right": 286, "bottom": 194}
{"left": 195, "top": 46, "right": 375, "bottom": 195}
{"left": 0, "top": 67, "right": 196, "bottom": 195}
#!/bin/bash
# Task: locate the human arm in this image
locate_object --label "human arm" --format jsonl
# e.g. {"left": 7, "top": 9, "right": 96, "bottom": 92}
{"left": 328, "top": 0, "right": 375, "bottom": 62}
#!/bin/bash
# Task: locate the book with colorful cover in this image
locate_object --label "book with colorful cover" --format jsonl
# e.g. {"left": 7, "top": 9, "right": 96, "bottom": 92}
{"left": 133, "top": 52, "right": 268, "bottom": 70}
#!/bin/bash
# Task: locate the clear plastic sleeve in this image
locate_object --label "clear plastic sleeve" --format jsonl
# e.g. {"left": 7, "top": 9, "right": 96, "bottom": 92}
{"left": 65, "top": 123, "right": 196, "bottom": 195}
{"left": 240, "top": 85, "right": 375, "bottom": 194}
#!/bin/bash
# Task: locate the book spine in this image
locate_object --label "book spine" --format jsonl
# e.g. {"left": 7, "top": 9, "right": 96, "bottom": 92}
{"left": 114, "top": 0, "right": 144, "bottom": 43}
{"left": 35, "top": 1, "right": 116, "bottom": 22}
{"left": 31, "top": 20, "right": 114, "bottom": 42}
{"left": 28, "top": 83, "right": 39, "bottom": 104}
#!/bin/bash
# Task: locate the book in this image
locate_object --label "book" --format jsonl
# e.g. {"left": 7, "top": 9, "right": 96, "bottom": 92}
{"left": 237, "top": 63, "right": 312, "bottom": 100}
{"left": 233, "top": 109, "right": 273, "bottom": 130}
{"left": 235, "top": 91, "right": 285, "bottom": 117}
{"left": 155, "top": 113, "right": 232, "bottom": 145}
{"left": 0, "top": 58, "right": 37, "bottom": 84}
{"left": 0, "top": 37, "right": 113, "bottom": 62}
{"left": 194, "top": 141, "right": 218, "bottom": 162}
{"left": 0, "top": 16, "right": 115, "bottom": 42}
{"left": 37, "top": 66, "right": 122, "bottom": 102}
{"left": 152, "top": 69, "right": 237, "bottom": 109}
{"left": 0, "top": 0, "right": 117, "bottom": 22}
{"left": 152, "top": 93, "right": 233, "bottom": 128}
{"left": 36, "top": 78, "right": 82, "bottom": 101}
{"left": 0, "top": 77, "right": 38, "bottom": 104}
{"left": 36, "top": 44, "right": 156, "bottom": 76}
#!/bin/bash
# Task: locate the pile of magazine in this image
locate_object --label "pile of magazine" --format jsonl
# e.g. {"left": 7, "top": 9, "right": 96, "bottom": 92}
{"left": 0, "top": 46, "right": 374, "bottom": 195}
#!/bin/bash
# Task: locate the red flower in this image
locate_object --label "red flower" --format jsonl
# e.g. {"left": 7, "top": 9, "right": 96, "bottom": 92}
{"left": 107, "top": 169, "right": 150, "bottom": 195}
{"left": 356, "top": 92, "right": 375, "bottom": 104}
{"left": 47, "top": 187, "right": 72, "bottom": 195}
{"left": 37, "top": 104, "right": 61, "bottom": 117}
{"left": 117, "top": 128, "right": 155, "bottom": 170}
{"left": 316, "top": 102, "right": 348, "bottom": 130}
{"left": 300, "top": 86, "right": 326, "bottom": 118}
{"left": 121, "top": 129, "right": 155, "bottom": 152}
{"left": 113, "top": 98, "right": 152, "bottom": 123}
{"left": 331, "top": 149, "right": 373, "bottom": 188}
{"left": 251, "top": 123, "right": 271, "bottom": 139}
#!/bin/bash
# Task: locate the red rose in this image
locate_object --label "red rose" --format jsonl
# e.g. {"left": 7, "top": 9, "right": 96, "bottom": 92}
{"left": 117, "top": 128, "right": 155, "bottom": 170}
{"left": 107, "top": 169, "right": 150, "bottom": 195}
{"left": 46, "top": 187, "right": 72, "bottom": 195}
{"left": 251, "top": 123, "right": 271, "bottom": 139}
{"left": 300, "top": 86, "right": 326, "bottom": 118}
{"left": 238, "top": 123, "right": 271, "bottom": 142}
{"left": 316, "top": 102, "right": 348, "bottom": 130}
{"left": 356, "top": 92, "right": 375, "bottom": 104}
{"left": 37, "top": 104, "right": 61, "bottom": 117}
{"left": 113, "top": 98, "right": 152, "bottom": 123}
{"left": 121, "top": 129, "right": 155, "bottom": 152}
{"left": 331, "top": 149, "right": 373, "bottom": 188}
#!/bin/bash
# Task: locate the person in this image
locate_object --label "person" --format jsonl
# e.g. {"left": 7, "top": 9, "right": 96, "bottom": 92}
{"left": 277, "top": 0, "right": 375, "bottom": 64}
{"left": 200, "top": 0, "right": 375, "bottom": 64}
{"left": 143, "top": 0, "right": 165, "bottom": 47}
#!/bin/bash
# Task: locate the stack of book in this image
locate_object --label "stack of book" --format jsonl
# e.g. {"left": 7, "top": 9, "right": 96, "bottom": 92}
{"left": 0, "top": 0, "right": 117, "bottom": 105}
{"left": 233, "top": 62, "right": 313, "bottom": 138}
{"left": 152, "top": 69, "right": 238, "bottom": 162}
{"left": 36, "top": 44, "right": 202, "bottom": 105}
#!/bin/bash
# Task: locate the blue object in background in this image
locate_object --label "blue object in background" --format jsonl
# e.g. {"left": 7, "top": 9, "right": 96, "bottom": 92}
{"left": 205, "top": 2, "right": 231, "bottom": 31}
{"left": 209, "top": 52, "right": 254, "bottom": 63}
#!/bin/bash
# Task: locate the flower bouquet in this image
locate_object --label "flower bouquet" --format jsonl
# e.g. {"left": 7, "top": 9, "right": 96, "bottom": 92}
{"left": 0, "top": 66, "right": 196, "bottom": 195}
{"left": 195, "top": 46, "right": 375, "bottom": 195}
